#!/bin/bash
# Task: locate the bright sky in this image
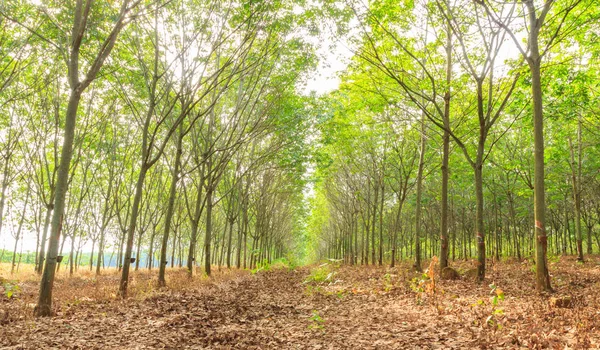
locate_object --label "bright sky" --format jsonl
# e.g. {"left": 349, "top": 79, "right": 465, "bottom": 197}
{"left": 301, "top": 12, "right": 356, "bottom": 96}
{"left": 303, "top": 46, "right": 351, "bottom": 95}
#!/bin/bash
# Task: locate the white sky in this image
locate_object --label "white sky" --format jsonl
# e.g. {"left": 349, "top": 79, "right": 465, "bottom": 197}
{"left": 303, "top": 44, "right": 351, "bottom": 95}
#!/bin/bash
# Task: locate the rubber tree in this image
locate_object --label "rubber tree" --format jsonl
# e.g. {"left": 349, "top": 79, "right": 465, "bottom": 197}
{"left": 478, "top": 0, "right": 589, "bottom": 292}
{"left": 34, "top": 0, "right": 138, "bottom": 316}
{"left": 437, "top": 0, "right": 520, "bottom": 281}
{"left": 118, "top": 0, "right": 242, "bottom": 293}
{"left": 351, "top": 0, "right": 453, "bottom": 270}
{"left": 25, "top": 81, "right": 60, "bottom": 274}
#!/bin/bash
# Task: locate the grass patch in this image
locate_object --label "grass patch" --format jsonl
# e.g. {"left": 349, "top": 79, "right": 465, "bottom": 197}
{"left": 304, "top": 263, "right": 337, "bottom": 285}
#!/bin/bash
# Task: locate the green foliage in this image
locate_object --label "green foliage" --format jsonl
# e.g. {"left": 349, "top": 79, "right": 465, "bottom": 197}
{"left": 409, "top": 273, "right": 430, "bottom": 304}
{"left": 1, "top": 279, "right": 21, "bottom": 299}
{"left": 486, "top": 283, "right": 505, "bottom": 330}
{"left": 251, "top": 259, "right": 272, "bottom": 275}
{"left": 303, "top": 263, "right": 336, "bottom": 285}
{"left": 308, "top": 310, "right": 325, "bottom": 332}
{"left": 382, "top": 273, "right": 394, "bottom": 292}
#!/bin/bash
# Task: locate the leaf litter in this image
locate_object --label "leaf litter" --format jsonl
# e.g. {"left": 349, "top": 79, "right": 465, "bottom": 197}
{"left": 1, "top": 256, "right": 599, "bottom": 349}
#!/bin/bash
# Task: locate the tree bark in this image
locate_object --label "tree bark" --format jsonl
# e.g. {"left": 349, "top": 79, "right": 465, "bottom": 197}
{"left": 36, "top": 90, "right": 81, "bottom": 316}
{"left": 414, "top": 112, "right": 426, "bottom": 272}
{"left": 529, "top": 51, "right": 552, "bottom": 292}
{"left": 440, "top": 11, "right": 452, "bottom": 270}
{"left": 158, "top": 126, "right": 184, "bottom": 286}
{"left": 119, "top": 164, "right": 148, "bottom": 297}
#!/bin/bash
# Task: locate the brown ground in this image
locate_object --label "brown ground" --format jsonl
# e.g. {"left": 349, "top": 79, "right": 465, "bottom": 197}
{"left": 1, "top": 256, "right": 599, "bottom": 349}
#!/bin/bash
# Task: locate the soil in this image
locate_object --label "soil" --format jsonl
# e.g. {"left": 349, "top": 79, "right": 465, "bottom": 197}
{"left": 1, "top": 256, "right": 599, "bottom": 349}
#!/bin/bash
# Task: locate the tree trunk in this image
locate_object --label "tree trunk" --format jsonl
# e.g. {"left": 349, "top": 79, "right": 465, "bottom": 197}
{"left": 440, "top": 13, "right": 452, "bottom": 270}
{"left": 226, "top": 217, "right": 235, "bottom": 268}
{"left": 89, "top": 240, "right": 95, "bottom": 271}
{"left": 371, "top": 183, "right": 377, "bottom": 265}
{"left": 35, "top": 89, "right": 82, "bottom": 316}
{"left": 568, "top": 122, "right": 584, "bottom": 262}
{"left": 11, "top": 184, "right": 30, "bottom": 274}
{"left": 529, "top": 52, "right": 552, "bottom": 291}
{"left": 204, "top": 182, "right": 214, "bottom": 276}
{"left": 414, "top": 112, "right": 426, "bottom": 272}
{"left": 119, "top": 164, "right": 148, "bottom": 297}
{"left": 0, "top": 156, "right": 11, "bottom": 239}
{"left": 69, "top": 235, "right": 76, "bottom": 276}
{"left": 187, "top": 163, "right": 205, "bottom": 276}
{"left": 36, "top": 206, "right": 53, "bottom": 274}
{"left": 135, "top": 229, "right": 143, "bottom": 271}
{"left": 148, "top": 224, "right": 157, "bottom": 270}
{"left": 474, "top": 162, "right": 485, "bottom": 282}
{"left": 96, "top": 226, "right": 106, "bottom": 275}
{"left": 159, "top": 127, "right": 183, "bottom": 285}
{"left": 378, "top": 182, "right": 384, "bottom": 266}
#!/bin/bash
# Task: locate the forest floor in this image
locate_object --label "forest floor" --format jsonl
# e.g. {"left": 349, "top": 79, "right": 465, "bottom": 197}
{"left": 1, "top": 256, "right": 600, "bottom": 349}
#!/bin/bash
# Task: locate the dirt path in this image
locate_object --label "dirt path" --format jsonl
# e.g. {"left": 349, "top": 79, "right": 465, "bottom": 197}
{"left": 2, "top": 259, "right": 600, "bottom": 349}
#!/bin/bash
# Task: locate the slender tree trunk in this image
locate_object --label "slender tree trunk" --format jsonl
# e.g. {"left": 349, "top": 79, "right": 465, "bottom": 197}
{"left": 119, "top": 165, "right": 148, "bottom": 297}
{"left": 158, "top": 129, "right": 183, "bottom": 286}
{"left": 414, "top": 112, "right": 426, "bottom": 272}
{"left": 170, "top": 230, "right": 177, "bottom": 268}
{"left": 243, "top": 213, "right": 248, "bottom": 269}
{"left": 89, "top": 240, "right": 95, "bottom": 271}
{"left": 96, "top": 226, "right": 106, "bottom": 275}
{"left": 378, "top": 182, "right": 384, "bottom": 266}
{"left": 0, "top": 158, "right": 11, "bottom": 238}
{"left": 77, "top": 246, "right": 83, "bottom": 270}
{"left": 587, "top": 224, "right": 593, "bottom": 255}
{"left": 36, "top": 206, "right": 53, "bottom": 274}
{"left": 568, "top": 124, "right": 584, "bottom": 262}
{"left": 108, "top": 250, "right": 114, "bottom": 269}
{"left": 474, "top": 161, "right": 485, "bottom": 281}
{"left": 187, "top": 163, "right": 205, "bottom": 276}
{"left": 35, "top": 90, "right": 81, "bottom": 316}
{"left": 204, "top": 182, "right": 214, "bottom": 276}
{"left": 529, "top": 54, "right": 552, "bottom": 291}
{"left": 371, "top": 184, "right": 377, "bottom": 265}
{"left": 440, "top": 13, "right": 452, "bottom": 270}
{"left": 236, "top": 200, "right": 246, "bottom": 269}
{"left": 11, "top": 186, "right": 30, "bottom": 274}
{"left": 135, "top": 229, "right": 143, "bottom": 271}
{"left": 69, "top": 234, "right": 76, "bottom": 276}
{"left": 226, "top": 217, "right": 234, "bottom": 268}
{"left": 148, "top": 226, "right": 157, "bottom": 270}
{"left": 364, "top": 184, "right": 370, "bottom": 265}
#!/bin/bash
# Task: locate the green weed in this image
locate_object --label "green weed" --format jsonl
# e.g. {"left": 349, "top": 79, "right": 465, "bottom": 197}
{"left": 251, "top": 259, "right": 271, "bottom": 274}
{"left": 308, "top": 310, "right": 325, "bottom": 332}
{"left": 304, "top": 263, "right": 336, "bottom": 284}
{"left": 1, "top": 278, "right": 21, "bottom": 299}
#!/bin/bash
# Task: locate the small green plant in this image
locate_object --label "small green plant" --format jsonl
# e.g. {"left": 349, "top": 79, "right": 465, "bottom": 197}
{"left": 327, "top": 258, "right": 343, "bottom": 268}
{"left": 409, "top": 274, "right": 428, "bottom": 304}
{"left": 382, "top": 273, "right": 394, "bottom": 292}
{"left": 2, "top": 279, "right": 20, "bottom": 299}
{"left": 269, "top": 255, "right": 300, "bottom": 271}
{"left": 486, "top": 282, "right": 505, "bottom": 330}
{"left": 304, "top": 284, "right": 324, "bottom": 296}
{"left": 308, "top": 310, "right": 325, "bottom": 332}
{"left": 409, "top": 257, "right": 438, "bottom": 304}
{"left": 547, "top": 254, "right": 560, "bottom": 264}
{"left": 251, "top": 259, "right": 271, "bottom": 274}
{"left": 304, "top": 263, "right": 336, "bottom": 284}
